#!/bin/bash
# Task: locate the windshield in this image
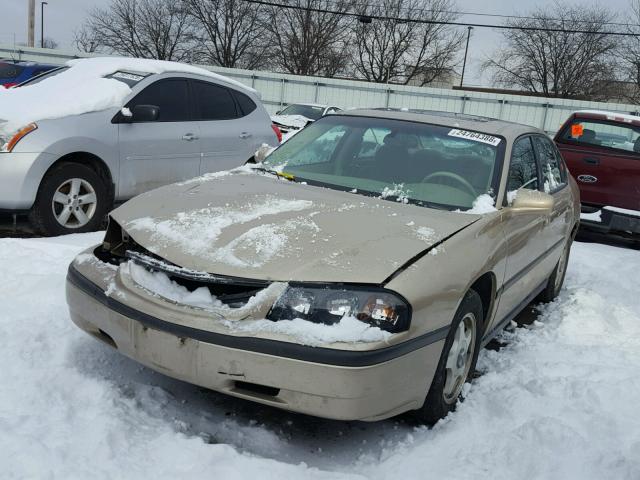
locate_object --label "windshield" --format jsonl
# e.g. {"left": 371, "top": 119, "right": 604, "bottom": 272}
{"left": 279, "top": 104, "right": 324, "bottom": 120}
{"left": 264, "top": 115, "right": 504, "bottom": 210}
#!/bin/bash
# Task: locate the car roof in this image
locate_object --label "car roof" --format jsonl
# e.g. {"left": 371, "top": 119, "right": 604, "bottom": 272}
{"left": 334, "top": 108, "right": 540, "bottom": 139}
{"left": 573, "top": 110, "right": 640, "bottom": 127}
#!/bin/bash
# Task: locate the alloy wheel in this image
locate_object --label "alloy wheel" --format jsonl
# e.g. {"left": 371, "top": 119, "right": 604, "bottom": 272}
{"left": 443, "top": 313, "right": 476, "bottom": 404}
{"left": 51, "top": 178, "right": 97, "bottom": 229}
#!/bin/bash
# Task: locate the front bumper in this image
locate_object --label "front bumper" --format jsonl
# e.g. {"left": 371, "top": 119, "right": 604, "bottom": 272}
{"left": 0, "top": 151, "right": 56, "bottom": 210}
{"left": 65, "top": 255, "right": 446, "bottom": 421}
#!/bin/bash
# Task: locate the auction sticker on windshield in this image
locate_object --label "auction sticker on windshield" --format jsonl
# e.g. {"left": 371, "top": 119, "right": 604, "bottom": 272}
{"left": 448, "top": 129, "right": 502, "bottom": 146}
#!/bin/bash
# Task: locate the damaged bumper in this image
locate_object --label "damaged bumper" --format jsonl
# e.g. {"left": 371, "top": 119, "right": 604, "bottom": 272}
{"left": 65, "top": 249, "right": 447, "bottom": 421}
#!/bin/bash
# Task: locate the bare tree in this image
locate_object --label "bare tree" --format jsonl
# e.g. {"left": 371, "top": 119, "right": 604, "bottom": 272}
{"left": 483, "top": 3, "right": 617, "bottom": 99}
{"left": 184, "top": 0, "right": 268, "bottom": 69}
{"left": 262, "top": 0, "right": 354, "bottom": 76}
{"left": 80, "top": 0, "right": 196, "bottom": 61}
{"left": 41, "top": 37, "right": 58, "bottom": 49}
{"left": 73, "top": 25, "right": 101, "bottom": 53}
{"left": 616, "top": 0, "right": 640, "bottom": 103}
{"left": 352, "top": 0, "right": 463, "bottom": 85}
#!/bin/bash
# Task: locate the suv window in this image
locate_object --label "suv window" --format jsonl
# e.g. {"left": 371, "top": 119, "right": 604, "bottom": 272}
{"left": 507, "top": 137, "right": 539, "bottom": 193}
{"left": 0, "top": 63, "right": 24, "bottom": 78}
{"left": 192, "top": 81, "right": 238, "bottom": 120}
{"left": 128, "top": 78, "right": 190, "bottom": 122}
{"left": 233, "top": 91, "right": 257, "bottom": 116}
{"left": 561, "top": 118, "right": 640, "bottom": 154}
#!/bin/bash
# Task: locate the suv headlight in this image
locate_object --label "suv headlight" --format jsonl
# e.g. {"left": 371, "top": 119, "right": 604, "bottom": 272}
{"left": 267, "top": 284, "right": 411, "bottom": 333}
{"left": 0, "top": 123, "right": 37, "bottom": 153}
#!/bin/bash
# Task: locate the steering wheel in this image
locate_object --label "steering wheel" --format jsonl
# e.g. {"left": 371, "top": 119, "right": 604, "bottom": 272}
{"left": 422, "top": 171, "right": 477, "bottom": 198}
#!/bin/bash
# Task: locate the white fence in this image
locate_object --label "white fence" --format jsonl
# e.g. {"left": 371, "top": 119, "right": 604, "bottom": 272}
{"left": 3, "top": 44, "right": 639, "bottom": 134}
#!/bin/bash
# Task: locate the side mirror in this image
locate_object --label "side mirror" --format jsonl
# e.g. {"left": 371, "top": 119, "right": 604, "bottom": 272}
{"left": 510, "top": 189, "right": 554, "bottom": 213}
{"left": 131, "top": 104, "right": 160, "bottom": 122}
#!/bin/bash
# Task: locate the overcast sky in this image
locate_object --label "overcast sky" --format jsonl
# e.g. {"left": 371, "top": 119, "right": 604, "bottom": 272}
{"left": 2, "top": 0, "right": 634, "bottom": 85}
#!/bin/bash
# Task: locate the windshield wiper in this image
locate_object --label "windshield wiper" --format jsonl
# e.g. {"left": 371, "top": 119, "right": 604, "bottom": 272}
{"left": 250, "top": 166, "right": 295, "bottom": 181}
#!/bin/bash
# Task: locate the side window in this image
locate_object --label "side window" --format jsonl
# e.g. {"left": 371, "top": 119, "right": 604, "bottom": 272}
{"left": 233, "top": 90, "right": 257, "bottom": 117}
{"left": 357, "top": 127, "right": 391, "bottom": 159}
{"left": 127, "top": 78, "right": 190, "bottom": 122}
{"left": 561, "top": 119, "right": 640, "bottom": 153}
{"left": 192, "top": 81, "right": 237, "bottom": 120}
{"left": 507, "top": 137, "right": 539, "bottom": 193}
{"left": 532, "top": 136, "right": 566, "bottom": 193}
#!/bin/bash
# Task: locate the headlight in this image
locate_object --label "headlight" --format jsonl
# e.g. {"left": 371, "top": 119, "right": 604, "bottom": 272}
{"left": 0, "top": 123, "right": 37, "bottom": 153}
{"left": 267, "top": 284, "right": 411, "bottom": 333}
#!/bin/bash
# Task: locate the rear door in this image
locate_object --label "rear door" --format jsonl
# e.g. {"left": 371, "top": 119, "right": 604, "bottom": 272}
{"left": 117, "top": 77, "right": 201, "bottom": 198}
{"left": 191, "top": 80, "right": 260, "bottom": 174}
{"left": 531, "top": 135, "right": 572, "bottom": 251}
{"left": 555, "top": 117, "right": 640, "bottom": 210}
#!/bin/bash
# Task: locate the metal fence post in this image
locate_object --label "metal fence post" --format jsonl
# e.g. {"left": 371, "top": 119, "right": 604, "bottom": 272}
{"left": 385, "top": 88, "right": 392, "bottom": 108}
{"left": 280, "top": 78, "right": 286, "bottom": 108}
{"left": 251, "top": 74, "right": 256, "bottom": 89}
{"left": 541, "top": 103, "right": 551, "bottom": 132}
{"left": 314, "top": 82, "right": 319, "bottom": 103}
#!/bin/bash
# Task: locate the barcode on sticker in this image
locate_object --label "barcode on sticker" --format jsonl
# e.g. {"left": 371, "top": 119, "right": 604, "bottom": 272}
{"left": 448, "top": 129, "right": 501, "bottom": 146}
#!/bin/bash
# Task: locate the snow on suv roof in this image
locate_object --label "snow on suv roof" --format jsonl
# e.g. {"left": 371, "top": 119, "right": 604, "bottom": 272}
{"left": 0, "top": 57, "right": 255, "bottom": 136}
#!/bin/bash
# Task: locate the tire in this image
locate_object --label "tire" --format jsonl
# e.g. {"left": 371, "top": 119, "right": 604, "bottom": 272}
{"left": 29, "top": 162, "right": 110, "bottom": 236}
{"left": 415, "top": 289, "right": 483, "bottom": 425}
{"left": 537, "top": 238, "right": 572, "bottom": 303}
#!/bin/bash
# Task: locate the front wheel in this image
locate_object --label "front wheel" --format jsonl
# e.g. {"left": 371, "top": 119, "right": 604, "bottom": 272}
{"left": 415, "top": 289, "right": 483, "bottom": 424}
{"left": 29, "top": 162, "right": 110, "bottom": 236}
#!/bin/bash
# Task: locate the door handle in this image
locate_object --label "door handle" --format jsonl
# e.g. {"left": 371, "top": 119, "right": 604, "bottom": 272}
{"left": 583, "top": 157, "right": 600, "bottom": 165}
{"left": 182, "top": 133, "right": 198, "bottom": 141}
{"left": 239, "top": 132, "right": 252, "bottom": 139}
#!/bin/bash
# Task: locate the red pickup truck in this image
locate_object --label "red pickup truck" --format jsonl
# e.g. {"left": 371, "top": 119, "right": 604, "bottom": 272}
{"left": 554, "top": 110, "right": 640, "bottom": 235}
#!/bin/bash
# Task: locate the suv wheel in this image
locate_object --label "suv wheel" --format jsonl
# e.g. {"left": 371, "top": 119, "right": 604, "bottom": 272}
{"left": 415, "top": 289, "right": 483, "bottom": 424}
{"left": 29, "top": 162, "right": 109, "bottom": 236}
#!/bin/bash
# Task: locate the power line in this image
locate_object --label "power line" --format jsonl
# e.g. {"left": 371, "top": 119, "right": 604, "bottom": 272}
{"left": 243, "top": 0, "right": 640, "bottom": 36}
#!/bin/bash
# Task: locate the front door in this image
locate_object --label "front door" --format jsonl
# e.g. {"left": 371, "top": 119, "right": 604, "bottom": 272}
{"left": 491, "top": 136, "right": 552, "bottom": 331}
{"left": 118, "top": 78, "right": 201, "bottom": 199}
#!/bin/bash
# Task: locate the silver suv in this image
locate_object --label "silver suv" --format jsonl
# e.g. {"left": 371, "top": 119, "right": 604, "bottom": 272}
{"left": 0, "top": 59, "right": 277, "bottom": 235}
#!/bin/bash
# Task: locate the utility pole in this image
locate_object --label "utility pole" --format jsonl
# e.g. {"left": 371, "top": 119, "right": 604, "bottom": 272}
{"left": 28, "top": 0, "right": 36, "bottom": 47}
{"left": 41, "top": 1, "right": 48, "bottom": 48}
{"left": 459, "top": 26, "right": 473, "bottom": 88}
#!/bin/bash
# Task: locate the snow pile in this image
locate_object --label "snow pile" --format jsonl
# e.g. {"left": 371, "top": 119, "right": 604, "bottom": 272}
{"left": 1, "top": 233, "right": 640, "bottom": 478}
{"left": 380, "top": 184, "right": 411, "bottom": 203}
{"left": 126, "top": 196, "right": 313, "bottom": 260}
{"left": 211, "top": 218, "right": 320, "bottom": 268}
{"left": 461, "top": 194, "right": 497, "bottom": 214}
{"left": 0, "top": 56, "right": 253, "bottom": 136}
{"left": 223, "top": 315, "right": 391, "bottom": 347}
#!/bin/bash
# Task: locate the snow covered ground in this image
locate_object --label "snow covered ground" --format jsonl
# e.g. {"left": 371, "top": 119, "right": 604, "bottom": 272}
{"left": 1, "top": 233, "right": 639, "bottom": 479}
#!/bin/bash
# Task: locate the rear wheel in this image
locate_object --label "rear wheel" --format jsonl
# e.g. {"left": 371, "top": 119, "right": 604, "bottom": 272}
{"left": 415, "top": 289, "right": 483, "bottom": 424}
{"left": 538, "top": 238, "right": 571, "bottom": 303}
{"left": 29, "top": 162, "right": 109, "bottom": 236}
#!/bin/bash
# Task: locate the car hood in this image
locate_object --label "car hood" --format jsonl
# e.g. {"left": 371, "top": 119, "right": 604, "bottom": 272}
{"left": 111, "top": 170, "right": 479, "bottom": 284}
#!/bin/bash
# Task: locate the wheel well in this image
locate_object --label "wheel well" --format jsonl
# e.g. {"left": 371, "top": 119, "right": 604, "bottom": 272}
{"left": 469, "top": 272, "right": 495, "bottom": 333}
{"left": 44, "top": 152, "right": 114, "bottom": 200}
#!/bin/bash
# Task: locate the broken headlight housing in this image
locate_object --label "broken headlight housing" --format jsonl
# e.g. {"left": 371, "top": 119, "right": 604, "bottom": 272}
{"left": 267, "top": 284, "right": 411, "bottom": 333}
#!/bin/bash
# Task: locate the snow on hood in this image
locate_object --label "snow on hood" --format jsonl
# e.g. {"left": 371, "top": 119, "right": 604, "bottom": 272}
{"left": 110, "top": 172, "right": 478, "bottom": 283}
{"left": 0, "top": 56, "right": 255, "bottom": 136}
{"left": 271, "top": 114, "right": 313, "bottom": 129}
